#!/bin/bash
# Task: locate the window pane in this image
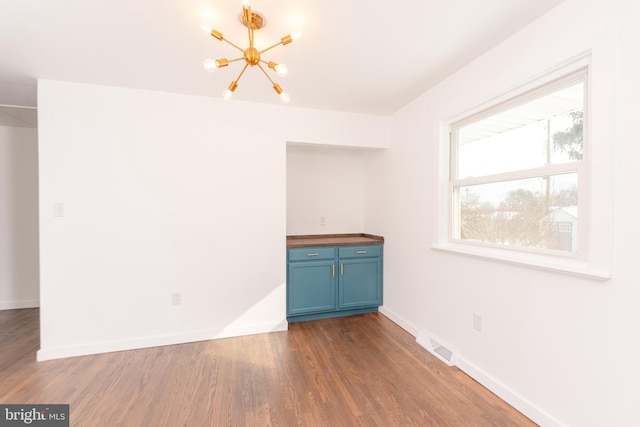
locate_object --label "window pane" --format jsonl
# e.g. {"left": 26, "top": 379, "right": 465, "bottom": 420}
{"left": 457, "top": 83, "right": 583, "bottom": 179}
{"left": 458, "top": 174, "right": 578, "bottom": 253}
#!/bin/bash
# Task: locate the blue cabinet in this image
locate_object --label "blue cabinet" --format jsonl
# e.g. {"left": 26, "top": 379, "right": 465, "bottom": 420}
{"left": 288, "top": 261, "right": 336, "bottom": 315}
{"left": 287, "top": 243, "right": 383, "bottom": 322}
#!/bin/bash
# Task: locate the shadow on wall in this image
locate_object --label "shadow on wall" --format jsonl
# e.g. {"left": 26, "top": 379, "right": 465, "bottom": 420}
{"left": 0, "top": 124, "right": 40, "bottom": 310}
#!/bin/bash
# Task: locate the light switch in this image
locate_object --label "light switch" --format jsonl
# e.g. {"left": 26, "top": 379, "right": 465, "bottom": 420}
{"left": 473, "top": 313, "right": 483, "bottom": 332}
{"left": 53, "top": 202, "right": 65, "bottom": 217}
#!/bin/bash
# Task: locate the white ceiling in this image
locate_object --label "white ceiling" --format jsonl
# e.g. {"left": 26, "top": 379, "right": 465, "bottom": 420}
{"left": 0, "top": 0, "right": 567, "bottom": 127}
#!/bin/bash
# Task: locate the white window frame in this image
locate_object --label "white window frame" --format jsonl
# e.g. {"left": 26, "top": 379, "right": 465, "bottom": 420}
{"left": 433, "top": 53, "right": 613, "bottom": 280}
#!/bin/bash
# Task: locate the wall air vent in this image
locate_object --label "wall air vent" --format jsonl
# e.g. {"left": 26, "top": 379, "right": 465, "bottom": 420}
{"left": 416, "top": 330, "right": 456, "bottom": 367}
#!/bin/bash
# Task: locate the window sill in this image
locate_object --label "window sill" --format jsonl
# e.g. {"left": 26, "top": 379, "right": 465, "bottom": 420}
{"left": 431, "top": 243, "right": 611, "bottom": 281}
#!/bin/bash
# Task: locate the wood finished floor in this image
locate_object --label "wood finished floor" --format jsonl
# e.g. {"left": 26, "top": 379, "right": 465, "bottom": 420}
{"left": 0, "top": 309, "right": 536, "bottom": 426}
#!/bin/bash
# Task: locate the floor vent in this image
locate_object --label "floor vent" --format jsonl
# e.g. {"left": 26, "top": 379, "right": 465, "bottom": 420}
{"left": 416, "top": 330, "right": 456, "bottom": 367}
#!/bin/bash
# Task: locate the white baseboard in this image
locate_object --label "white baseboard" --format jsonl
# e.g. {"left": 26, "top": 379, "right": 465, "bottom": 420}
{"left": 0, "top": 299, "right": 39, "bottom": 310}
{"left": 379, "top": 306, "right": 565, "bottom": 427}
{"left": 37, "top": 320, "right": 288, "bottom": 362}
{"left": 455, "top": 355, "right": 567, "bottom": 427}
{"left": 378, "top": 306, "right": 420, "bottom": 337}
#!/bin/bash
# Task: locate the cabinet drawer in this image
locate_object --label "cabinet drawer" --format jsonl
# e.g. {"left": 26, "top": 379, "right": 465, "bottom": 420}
{"left": 338, "top": 245, "right": 382, "bottom": 258}
{"left": 288, "top": 247, "right": 336, "bottom": 261}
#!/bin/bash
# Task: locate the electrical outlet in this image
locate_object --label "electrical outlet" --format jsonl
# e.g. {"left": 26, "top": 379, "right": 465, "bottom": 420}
{"left": 473, "top": 313, "right": 483, "bottom": 332}
{"left": 171, "top": 292, "right": 182, "bottom": 305}
{"left": 320, "top": 216, "right": 326, "bottom": 226}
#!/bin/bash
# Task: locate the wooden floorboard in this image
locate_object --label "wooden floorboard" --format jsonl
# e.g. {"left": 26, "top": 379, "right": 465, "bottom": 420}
{"left": 0, "top": 309, "right": 537, "bottom": 426}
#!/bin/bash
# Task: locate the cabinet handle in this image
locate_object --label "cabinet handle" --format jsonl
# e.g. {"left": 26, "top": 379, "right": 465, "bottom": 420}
{"left": 355, "top": 250, "right": 368, "bottom": 254}
{"left": 332, "top": 264, "right": 335, "bottom": 276}
{"left": 306, "top": 253, "right": 319, "bottom": 257}
{"left": 340, "top": 264, "right": 344, "bottom": 276}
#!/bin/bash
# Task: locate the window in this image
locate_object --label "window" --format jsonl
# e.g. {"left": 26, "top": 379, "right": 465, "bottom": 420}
{"left": 449, "top": 69, "right": 587, "bottom": 257}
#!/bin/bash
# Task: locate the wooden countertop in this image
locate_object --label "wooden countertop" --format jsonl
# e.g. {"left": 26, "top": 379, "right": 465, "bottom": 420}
{"left": 287, "top": 233, "right": 384, "bottom": 248}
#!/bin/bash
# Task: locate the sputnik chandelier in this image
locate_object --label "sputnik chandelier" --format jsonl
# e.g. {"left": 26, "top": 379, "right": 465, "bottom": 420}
{"left": 202, "top": 0, "right": 300, "bottom": 103}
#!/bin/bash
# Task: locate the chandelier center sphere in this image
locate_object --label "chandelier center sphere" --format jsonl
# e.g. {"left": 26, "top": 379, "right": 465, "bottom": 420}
{"left": 244, "top": 47, "right": 261, "bottom": 65}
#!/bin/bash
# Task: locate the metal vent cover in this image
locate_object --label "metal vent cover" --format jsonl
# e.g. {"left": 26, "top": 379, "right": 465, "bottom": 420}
{"left": 416, "top": 330, "right": 456, "bottom": 367}
{"left": 433, "top": 343, "right": 454, "bottom": 362}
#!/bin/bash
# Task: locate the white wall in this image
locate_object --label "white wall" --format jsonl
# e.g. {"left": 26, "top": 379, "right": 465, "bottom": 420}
{"left": 287, "top": 144, "right": 375, "bottom": 235}
{"left": 32, "top": 1, "right": 640, "bottom": 424}
{"left": 0, "top": 125, "right": 39, "bottom": 309}
{"left": 367, "top": 0, "right": 640, "bottom": 426}
{"left": 37, "top": 80, "right": 388, "bottom": 360}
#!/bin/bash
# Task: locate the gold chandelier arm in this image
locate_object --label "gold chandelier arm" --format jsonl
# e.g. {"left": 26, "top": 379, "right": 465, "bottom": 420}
{"left": 243, "top": 5, "right": 255, "bottom": 49}
{"left": 234, "top": 62, "right": 251, "bottom": 85}
{"left": 220, "top": 38, "right": 245, "bottom": 53}
{"left": 209, "top": 30, "right": 245, "bottom": 53}
{"left": 260, "top": 35, "right": 293, "bottom": 54}
{"left": 242, "top": 5, "right": 251, "bottom": 25}
{"left": 260, "top": 41, "right": 283, "bottom": 55}
{"left": 259, "top": 43, "right": 281, "bottom": 55}
{"left": 256, "top": 63, "right": 277, "bottom": 86}
{"left": 226, "top": 56, "right": 245, "bottom": 64}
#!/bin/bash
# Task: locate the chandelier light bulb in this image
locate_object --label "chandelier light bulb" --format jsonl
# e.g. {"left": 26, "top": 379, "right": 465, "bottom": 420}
{"left": 280, "top": 92, "right": 290, "bottom": 103}
{"left": 274, "top": 63, "right": 288, "bottom": 76}
{"left": 223, "top": 80, "right": 238, "bottom": 100}
{"left": 200, "top": 25, "right": 212, "bottom": 34}
{"left": 242, "top": 0, "right": 250, "bottom": 6}
{"left": 203, "top": 59, "right": 217, "bottom": 72}
{"left": 291, "top": 32, "right": 302, "bottom": 40}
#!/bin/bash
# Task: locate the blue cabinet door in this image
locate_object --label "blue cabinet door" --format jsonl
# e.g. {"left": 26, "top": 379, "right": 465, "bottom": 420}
{"left": 287, "top": 260, "right": 336, "bottom": 316}
{"left": 338, "top": 257, "right": 382, "bottom": 309}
